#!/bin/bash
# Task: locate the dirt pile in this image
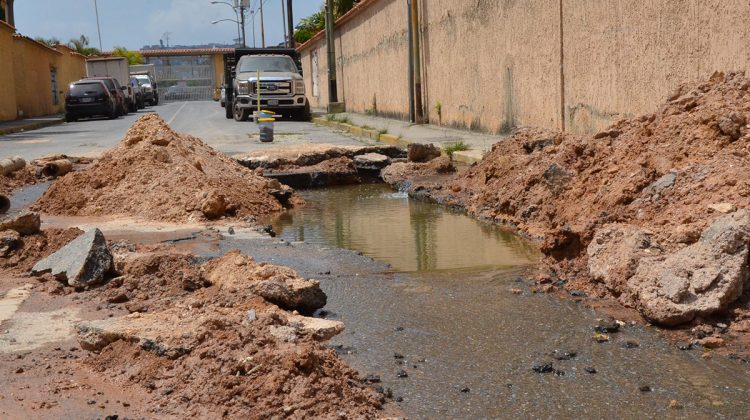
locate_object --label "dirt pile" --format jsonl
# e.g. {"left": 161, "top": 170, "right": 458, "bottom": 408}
{"left": 419, "top": 71, "right": 750, "bottom": 326}
{"left": 66, "top": 248, "right": 381, "bottom": 418}
{"left": 382, "top": 156, "right": 456, "bottom": 190}
{"left": 0, "top": 227, "right": 83, "bottom": 274}
{"left": 32, "top": 114, "right": 297, "bottom": 222}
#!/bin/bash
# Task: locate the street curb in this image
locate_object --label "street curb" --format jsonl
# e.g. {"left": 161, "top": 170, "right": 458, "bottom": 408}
{"left": 0, "top": 118, "right": 64, "bottom": 136}
{"left": 312, "top": 117, "right": 483, "bottom": 164}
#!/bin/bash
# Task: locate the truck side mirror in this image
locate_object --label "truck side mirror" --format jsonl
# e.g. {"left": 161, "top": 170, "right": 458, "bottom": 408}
{"left": 120, "top": 86, "right": 127, "bottom": 91}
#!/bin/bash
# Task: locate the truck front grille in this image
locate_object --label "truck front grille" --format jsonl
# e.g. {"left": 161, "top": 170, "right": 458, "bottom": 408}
{"left": 250, "top": 81, "right": 292, "bottom": 96}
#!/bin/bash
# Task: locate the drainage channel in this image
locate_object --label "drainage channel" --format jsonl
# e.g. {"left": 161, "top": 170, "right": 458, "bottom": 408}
{"left": 246, "top": 184, "right": 750, "bottom": 418}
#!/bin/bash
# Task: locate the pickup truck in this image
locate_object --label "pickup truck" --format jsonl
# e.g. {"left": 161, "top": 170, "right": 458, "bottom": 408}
{"left": 223, "top": 48, "right": 310, "bottom": 121}
{"left": 130, "top": 64, "right": 159, "bottom": 105}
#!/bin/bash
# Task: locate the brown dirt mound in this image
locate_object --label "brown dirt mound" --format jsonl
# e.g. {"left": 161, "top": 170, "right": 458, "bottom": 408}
{"left": 74, "top": 250, "right": 382, "bottom": 418}
{"left": 419, "top": 71, "right": 750, "bottom": 326}
{"left": 32, "top": 114, "right": 296, "bottom": 222}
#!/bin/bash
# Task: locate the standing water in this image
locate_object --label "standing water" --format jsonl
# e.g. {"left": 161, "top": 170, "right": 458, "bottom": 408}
{"left": 257, "top": 184, "right": 750, "bottom": 418}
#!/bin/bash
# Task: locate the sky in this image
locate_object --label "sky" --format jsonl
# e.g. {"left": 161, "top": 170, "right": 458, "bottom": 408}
{"left": 15, "top": 0, "right": 324, "bottom": 50}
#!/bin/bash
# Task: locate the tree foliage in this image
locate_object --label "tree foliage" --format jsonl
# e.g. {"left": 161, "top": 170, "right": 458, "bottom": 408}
{"left": 293, "top": 0, "right": 359, "bottom": 44}
{"left": 67, "top": 35, "right": 100, "bottom": 56}
{"left": 112, "top": 46, "right": 145, "bottom": 65}
{"left": 34, "top": 37, "right": 62, "bottom": 47}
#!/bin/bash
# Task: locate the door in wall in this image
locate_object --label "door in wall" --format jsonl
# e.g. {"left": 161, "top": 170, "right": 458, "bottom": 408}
{"left": 50, "top": 67, "right": 59, "bottom": 106}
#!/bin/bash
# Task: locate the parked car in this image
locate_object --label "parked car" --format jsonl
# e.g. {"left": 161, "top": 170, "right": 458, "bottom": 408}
{"left": 129, "top": 76, "right": 146, "bottom": 109}
{"left": 133, "top": 74, "right": 158, "bottom": 105}
{"left": 85, "top": 76, "right": 127, "bottom": 116}
{"left": 64, "top": 80, "right": 117, "bottom": 121}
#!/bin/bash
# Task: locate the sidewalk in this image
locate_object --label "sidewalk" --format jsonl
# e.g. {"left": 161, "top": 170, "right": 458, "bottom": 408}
{"left": 312, "top": 111, "right": 503, "bottom": 164}
{"left": 0, "top": 115, "right": 64, "bottom": 136}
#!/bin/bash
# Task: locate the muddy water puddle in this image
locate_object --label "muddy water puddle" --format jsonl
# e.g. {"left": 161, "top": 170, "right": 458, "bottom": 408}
{"left": 264, "top": 184, "right": 540, "bottom": 272}
{"left": 257, "top": 184, "right": 750, "bottom": 418}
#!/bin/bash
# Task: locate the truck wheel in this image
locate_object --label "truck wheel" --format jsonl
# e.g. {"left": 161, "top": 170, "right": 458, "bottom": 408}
{"left": 65, "top": 114, "right": 77, "bottom": 122}
{"left": 233, "top": 101, "right": 249, "bottom": 121}
{"left": 153, "top": 96, "right": 159, "bottom": 106}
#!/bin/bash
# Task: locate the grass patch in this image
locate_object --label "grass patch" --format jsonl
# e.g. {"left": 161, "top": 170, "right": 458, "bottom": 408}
{"left": 377, "top": 128, "right": 388, "bottom": 135}
{"left": 443, "top": 141, "right": 470, "bottom": 157}
{"left": 361, "top": 124, "right": 375, "bottom": 130}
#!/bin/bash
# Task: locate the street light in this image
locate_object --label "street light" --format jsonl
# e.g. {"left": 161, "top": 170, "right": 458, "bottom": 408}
{"left": 211, "top": 19, "right": 243, "bottom": 47}
{"left": 210, "top": 0, "right": 243, "bottom": 47}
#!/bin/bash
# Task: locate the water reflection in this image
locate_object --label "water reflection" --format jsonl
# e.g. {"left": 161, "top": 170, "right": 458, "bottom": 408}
{"left": 266, "top": 184, "right": 539, "bottom": 272}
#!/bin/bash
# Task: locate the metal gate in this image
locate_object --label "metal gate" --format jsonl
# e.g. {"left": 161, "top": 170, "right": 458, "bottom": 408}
{"left": 145, "top": 55, "right": 215, "bottom": 101}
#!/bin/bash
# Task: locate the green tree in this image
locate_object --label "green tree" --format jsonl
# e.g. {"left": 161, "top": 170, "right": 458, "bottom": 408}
{"left": 293, "top": 0, "right": 358, "bottom": 44}
{"left": 67, "top": 35, "right": 100, "bottom": 56}
{"left": 112, "top": 46, "right": 144, "bottom": 65}
{"left": 34, "top": 37, "right": 62, "bottom": 47}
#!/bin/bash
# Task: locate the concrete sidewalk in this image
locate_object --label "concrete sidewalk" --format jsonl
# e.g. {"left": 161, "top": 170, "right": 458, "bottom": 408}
{"left": 0, "top": 115, "right": 64, "bottom": 136}
{"left": 312, "top": 111, "right": 504, "bottom": 163}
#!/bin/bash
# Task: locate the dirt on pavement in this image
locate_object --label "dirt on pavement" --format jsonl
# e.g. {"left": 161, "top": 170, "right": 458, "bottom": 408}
{"left": 33, "top": 114, "right": 297, "bottom": 222}
{"left": 390, "top": 71, "right": 750, "bottom": 354}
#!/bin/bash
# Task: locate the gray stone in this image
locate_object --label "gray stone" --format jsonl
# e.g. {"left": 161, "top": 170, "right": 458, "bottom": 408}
{"left": 628, "top": 210, "right": 750, "bottom": 326}
{"left": 644, "top": 173, "right": 676, "bottom": 195}
{"left": 0, "top": 211, "right": 41, "bottom": 236}
{"left": 353, "top": 153, "right": 391, "bottom": 171}
{"left": 252, "top": 277, "right": 327, "bottom": 314}
{"left": 587, "top": 224, "right": 655, "bottom": 295}
{"left": 407, "top": 143, "right": 441, "bottom": 163}
{"left": 32, "top": 228, "right": 113, "bottom": 287}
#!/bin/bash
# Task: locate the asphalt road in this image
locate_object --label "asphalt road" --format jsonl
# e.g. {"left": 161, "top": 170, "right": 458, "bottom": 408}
{"left": 0, "top": 101, "right": 364, "bottom": 160}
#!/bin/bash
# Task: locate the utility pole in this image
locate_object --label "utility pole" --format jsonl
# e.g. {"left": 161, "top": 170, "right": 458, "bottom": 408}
{"left": 94, "top": 0, "right": 103, "bottom": 50}
{"left": 259, "top": 0, "right": 265, "bottom": 48}
{"left": 239, "top": 3, "right": 246, "bottom": 47}
{"left": 406, "top": 0, "right": 414, "bottom": 123}
{"left": 286, "top": 0, "right": 294, "bottom": 48}
{"left": 280, "top": 0, "right": 287, "bottom": 47}
{"left": 411, "top": 0, "right": 423, "bottom": 124}
{"left": 251, "top": 10, "right": 256, "bottom": 47}
{"left": 325, "top": 0, "right": 338, "bottom": 103}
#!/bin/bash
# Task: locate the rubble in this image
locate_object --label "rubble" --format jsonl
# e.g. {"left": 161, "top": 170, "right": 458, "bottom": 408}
{"left": 402, "top": 71, "right": 750, "bottom": 326}
{"left": 0, "top": 211, "right": 41, "bottom": 235}
{"left": 32, "top": 114, "right": 296, "bottom": 222}
{"left": 407, "top": 143, "right": 441, "bottom": 162}
{"left": 31, "top": 228, "right": 113, "bottom": 287}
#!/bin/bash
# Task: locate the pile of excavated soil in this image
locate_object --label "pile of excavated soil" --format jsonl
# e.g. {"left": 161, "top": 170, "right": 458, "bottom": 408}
{"left": 32, "top": 114, "right": 296, "bottom": 222}
{"left": 0, "top": 167, "right": 37, "bottom": 197}
{"left": 0, "top": 227, "right": 83, "bottom": 274}
{"left": 414, "top": 71, "right": 750, "bottom": 330}
{"left": 70, "top": 249, "right": 383, "bottom": 418}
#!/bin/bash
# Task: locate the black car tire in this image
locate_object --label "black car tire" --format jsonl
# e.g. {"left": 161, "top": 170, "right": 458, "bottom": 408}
{"left": 108, "top": 104, "right": 118, "bottom": 119}
{"left": 233, "top": 100, "right": 248, "bottom": 121}
{"left": 65, "top": 114, "right": 77, "bottom": 122}
{"left": 153, "top": 96, "right": 159, "bottom": 106}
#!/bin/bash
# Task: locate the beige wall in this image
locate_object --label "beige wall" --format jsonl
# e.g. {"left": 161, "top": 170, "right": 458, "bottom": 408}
{"left": 0, "top": 21, "right": 17, "bottom": 120}
{"left": 300, "top": 0, "right": 750, "bottom": 134}
{"left": 563, "top": 0, "right": 750, "bottom": 133}
{"left": 0, "top": 28, "right": 86, "bottom": 121}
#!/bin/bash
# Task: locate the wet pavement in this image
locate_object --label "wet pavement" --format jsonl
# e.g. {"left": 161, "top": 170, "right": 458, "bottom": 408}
{"left": 9, "top": 182, "right": 750, "bottom": 418}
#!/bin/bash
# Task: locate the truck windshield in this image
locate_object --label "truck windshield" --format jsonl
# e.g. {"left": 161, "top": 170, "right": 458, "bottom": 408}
{"left": 238, "top": 56, "right": 297, "bottom": 73}
{"left": 135, "top": 75, "right": 150, "bottom": 84}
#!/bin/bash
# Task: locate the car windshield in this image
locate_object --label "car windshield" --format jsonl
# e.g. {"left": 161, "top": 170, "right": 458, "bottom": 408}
{"left": 70, "top": 83, "right": 105, "bottom": 96}
{"left": 238, "top": 56, "right": 297, "bottom": 73}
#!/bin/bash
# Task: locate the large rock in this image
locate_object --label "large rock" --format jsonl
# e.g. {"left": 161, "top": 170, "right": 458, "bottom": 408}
{"left": 0, "top": 211, "right": 41, "bottom": 236}
{"left": 627, "top": 211, "right": 750, "bottom": 326}
{"left": 407, "top": 143, "right": 441, "bottom": 163}
{"left": 587, "top": 224, "right": 656, "bottom": 295}
{"left": 32, "top": 228, "right": 113, "bottom": 287}
{"left": 0, "top": 230, "right": 21, "bottom": 257}
{"left": 353, "top": 153, "right": 391, "bottom": 171}
{"left": 252, "top": 277, "right": 327, "bottom": 314}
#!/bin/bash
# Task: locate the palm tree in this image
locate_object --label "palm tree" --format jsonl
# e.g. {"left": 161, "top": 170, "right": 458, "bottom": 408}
{"left": 67, "top": 35, "right": 100, "bottom": 56}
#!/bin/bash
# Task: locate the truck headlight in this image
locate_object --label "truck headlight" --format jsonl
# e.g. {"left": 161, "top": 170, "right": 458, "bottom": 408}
{"left": 237, "top": 81, "right": 250, "bottom": 95}
{"left": 294, "top": 80, "right": 305, "bottom": 94}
